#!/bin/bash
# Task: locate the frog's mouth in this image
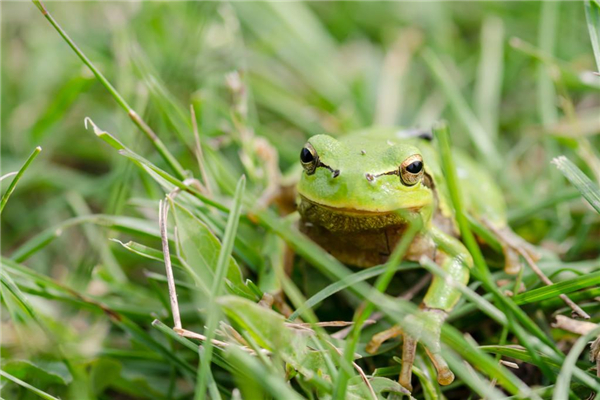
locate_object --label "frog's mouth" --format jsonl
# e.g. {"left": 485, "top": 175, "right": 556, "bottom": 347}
{"left": 298, "top": 195, "right": 422, "bottom": 215}
{"left": 298, "top": 195, "right": 420, "bottom": 233}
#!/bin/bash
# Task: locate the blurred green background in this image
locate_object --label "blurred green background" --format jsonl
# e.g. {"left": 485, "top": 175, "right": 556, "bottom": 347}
{"left": 2, "top": 1, "right": 599, "bottom": 399}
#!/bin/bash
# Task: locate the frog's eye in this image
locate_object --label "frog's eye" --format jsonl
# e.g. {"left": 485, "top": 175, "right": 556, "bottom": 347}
{"left": 300, "top": 143, "right": 318, "bottom": 174}
{"left": 400, "top": 154, "right": 424, "bottom": 186}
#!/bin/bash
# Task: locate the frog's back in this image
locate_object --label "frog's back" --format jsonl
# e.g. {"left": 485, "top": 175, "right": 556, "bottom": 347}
{"left": 341, "top": 127, "right": 507, "bottom": 228}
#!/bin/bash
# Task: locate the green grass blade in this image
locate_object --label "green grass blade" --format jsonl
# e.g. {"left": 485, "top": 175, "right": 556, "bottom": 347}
{"left": 412, "top": 365, "right": 440, "bottom": 400}
{"left": 0, "top": 269, "right": 39, "bottom": 323}
{"left": 552, "top": 156, "right": 600, "bottom": 214}
{"left": 225, "top": 345, "right": 304, "bottom": 400}
{"left": 422, "top": 50, "right": 501, "bottom": 169}
{"left": 0, "top": 146, "right": 41, "bottom": 214}
{"left": 474, "top": 16, "right": 504, "bottom": 139}
{"left": 553, "top": 326, "right": 600, "bottom": 399}
{"left": 32, "top": 0, "right": 187, "bottom": 180}
{"left": 197, "top": 176, "right": 246, "bottom": 399}
{"left": 442, "top": 351, "right": 506, "bottom": 400}
{"left": 433, "top": 122, "right": 490, "bottom": 278}
{"left": 85, "top": 117, "right": 227, "bottom": 212}
{"left": 85, "top": 117, "right": 126, "bottom": 150}
{"left": 537, "top": 1, "right": 559, "bottom": 127}
{"left": 288, "top": 262, "right": 419, "bottom": 321}
{"left": 513, "top": 270, "right": 600, "bottom": 305}
{"left": 508, "top": 189, "right": 581, "bottom": 225}
{"left": 433, "top": 122, "right": 561, "bottom": 378}
{"left": 112, "top": 239, "right": 177, "bottom": 265}
{"left": 480, "top": 345, "right": 563, "bottom": 369}
{"left": 66, "top": 192, "right": 128, "bottom": 283}
{"left": 420, "top": 258, "right": 507, "bottom": 325}
{"left": 585, "top": 0, "right": 600, "bottom": 73}
{"left": 0, "top": 370, "right": 60, "bottom": 400}
{"left": 481, "top": 344, "right": 600, "bottom": 391}
{"left": 10, "top": 215, "right": 163, "bottom": 262}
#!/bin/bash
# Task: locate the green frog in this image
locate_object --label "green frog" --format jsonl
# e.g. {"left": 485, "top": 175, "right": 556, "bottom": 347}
{"left": 296, "top": 127, "right": 528, "bottom": 391}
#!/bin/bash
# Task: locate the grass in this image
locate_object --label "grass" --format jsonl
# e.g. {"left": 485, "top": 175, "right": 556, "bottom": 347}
{"left": 2, "top": 1, "right": 600, "bottom": 399}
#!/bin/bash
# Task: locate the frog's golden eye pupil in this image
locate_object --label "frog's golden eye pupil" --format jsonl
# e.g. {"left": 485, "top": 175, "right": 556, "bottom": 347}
{"left": 406, "top": 161, "right": 422, "bottom": 174}
{"left": 300, "top": 148, "right": 314, "bottom": 163}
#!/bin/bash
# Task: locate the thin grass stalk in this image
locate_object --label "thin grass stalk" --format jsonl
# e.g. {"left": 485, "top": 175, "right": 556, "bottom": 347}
{"left": 190, "top": 104, "right": 213, "bottom": 196}
{"left": 553, "top": 156, "right": 600, "bottom": 214}
{"left": 552, "top": 326, "right": 600, "bottom": 399}
{"left": 0, "top": 146, "right": 41, "bottom": 214}
{"left": 32, "top": 0, "right": 187, "bottom": 180}
{"left": 585, "top": 0, "right": 600, "bottom": 73}
{"left": 196, "top": 176, "right": 246, "bottom": 399}
{"left": 0, "top": 370, "right": 60, "bottom": 400}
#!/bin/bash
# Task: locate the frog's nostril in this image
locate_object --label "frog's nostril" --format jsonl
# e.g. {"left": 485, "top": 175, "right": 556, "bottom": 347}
{"left": 365, "top": 173, "right": 375, "bottom": 182}
{"left": 332, "top": 169, "right": 340, "bottom": 178}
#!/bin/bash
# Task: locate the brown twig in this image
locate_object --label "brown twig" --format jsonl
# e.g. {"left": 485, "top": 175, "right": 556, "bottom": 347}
{"left": 174, "top": 327, "right": 269, "bottom": 356}
{"left": 552, "top": 315, "right": 597, "bottom": 335}
{"left": 159, "top": 199, "right": 181, "bottom": 330}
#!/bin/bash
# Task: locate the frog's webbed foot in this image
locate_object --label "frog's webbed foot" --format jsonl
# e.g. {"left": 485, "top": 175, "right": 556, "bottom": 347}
{"left": 366, "top": 309, "right": 454, "bottom": 391}
{"left": 404, "top": 308, "right": 454, "bottom": 389}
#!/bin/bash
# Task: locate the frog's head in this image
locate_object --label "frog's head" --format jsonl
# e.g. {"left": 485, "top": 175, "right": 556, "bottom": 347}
{"left": 297, "top": 134, "right": 434, "bottom": 213}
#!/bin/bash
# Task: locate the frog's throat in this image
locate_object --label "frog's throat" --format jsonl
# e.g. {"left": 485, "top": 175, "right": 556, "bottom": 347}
{"left": 298, "top": 195, "right": 423, "bottom": 233}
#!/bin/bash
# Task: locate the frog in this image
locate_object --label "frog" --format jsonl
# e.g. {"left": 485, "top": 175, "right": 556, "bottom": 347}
{"left": 296, "top": 126, "right": 534, "bottom": 391}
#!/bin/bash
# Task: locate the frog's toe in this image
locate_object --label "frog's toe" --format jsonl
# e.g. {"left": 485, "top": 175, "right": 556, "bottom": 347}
{"left": 425, "top": 347, "right": 455, "bottom": 386}
{"left": 503, "top": 246, "right": 522, "bottom": 275}
{"left": 399, "top": 334, "right": 417, "bottom": 392}
{"left": 438, "top": 368, "right": 455, "bottom": 385}
{"left": 366, "top": 325, "right": 403, "bottom": 354}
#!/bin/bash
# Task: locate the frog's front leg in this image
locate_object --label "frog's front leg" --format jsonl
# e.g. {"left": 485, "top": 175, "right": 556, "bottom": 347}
{"left": 367, "top": 226, "right": 472, "bottom": 391}
{"left": 414, "top": 226, "right": 472, "bottom": 387}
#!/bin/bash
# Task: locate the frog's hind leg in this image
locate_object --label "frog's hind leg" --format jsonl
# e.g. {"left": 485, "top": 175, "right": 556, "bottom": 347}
{"left": 483, "top": 220, "right": 590, "bottom": 319}
{"left": 492, "top": 223, "right": 540, "bottom": 275}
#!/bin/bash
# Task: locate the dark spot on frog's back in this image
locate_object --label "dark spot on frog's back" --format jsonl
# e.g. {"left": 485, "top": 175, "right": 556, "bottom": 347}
{"left": 396, "top": 128, "right": 433, "bottom": 141}
{"left": 418, "top": 130, "right": 433, "bottom": 141}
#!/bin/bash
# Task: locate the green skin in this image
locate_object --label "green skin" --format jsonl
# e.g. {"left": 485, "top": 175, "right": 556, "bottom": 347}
{"left": 297, "top": 127, "right": 508, "bottom": 389}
